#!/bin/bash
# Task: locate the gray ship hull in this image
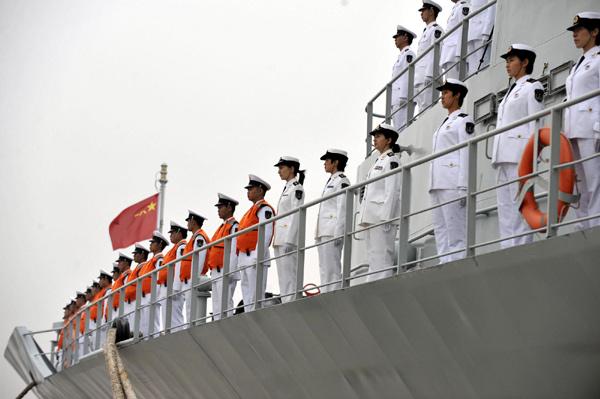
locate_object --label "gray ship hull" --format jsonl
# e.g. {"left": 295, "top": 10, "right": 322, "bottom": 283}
{"left": 31, "top": 226, "right": 600, "bottom": 399}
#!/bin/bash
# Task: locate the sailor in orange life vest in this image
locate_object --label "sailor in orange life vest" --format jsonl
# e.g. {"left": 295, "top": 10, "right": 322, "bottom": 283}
{"left": 76, "top": 289, "right": 89, "bottom": 359}
{"left": 56, "top": 303, "right": 72, "bottom": 371}
{"left": 139, "top": 230, "right": 168, "bottom": 337}
{"left": 315, "top": 149, "right": 351, "bottom": 292}
{"left": 237, "top": 174, "right": 276, "bottom": 312}
{"left": 492, "top": 44, "right": 544, "bottom": 248}
{"left": 123, "top": 243, "right": 149, "bottom": 328}
{"left": 358, "top": 124, "right": 402, "bottom": 282}
{"left": 96, "top": 269, "right": 113, "bottom": 348}
{"left": 157, "top": 220, "right": 187, "bottom": 332}
{"left": 181, "top": 210, "right": 211, "bottom": 327}
{"left": 429, "top": 79, "right": 475, "bottom": 263}
{"left": 564, "top": 12, "right": 600, "bottom": 230}
{"left": 273, "top": 157, "right": 305, "bottom": 303}
{"left": 208, "top": 193, "right": 241, "bottom": 319}
{"left": 105, "top": 263, "right": 121, "bottom": 325}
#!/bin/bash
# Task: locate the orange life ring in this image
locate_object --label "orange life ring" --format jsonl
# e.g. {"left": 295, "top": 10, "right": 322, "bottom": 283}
{"left": 518, "top": 126, "right": 575, "bottom": 230}
{"left": 302, "top": 283, "right": 321, "bottom": 297}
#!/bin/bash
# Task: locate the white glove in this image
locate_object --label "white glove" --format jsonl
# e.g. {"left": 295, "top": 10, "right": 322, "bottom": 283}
{"left": 382, "top": 222, "right": 391, "bottom": 232}
{"left": 459, "top": 188, "right": 467, "bottom": 208}
{"left": 284, "top": 243, "right": 296, "bottom": 254}
{"left": 334, "top": 238, "right": 343, "bottom": 246}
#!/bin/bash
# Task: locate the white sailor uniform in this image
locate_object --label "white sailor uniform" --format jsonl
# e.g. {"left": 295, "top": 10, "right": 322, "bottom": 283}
{"left": 315, "top": 171, "right": 351, "bottom": 292}
{"left": 392, "top": 46, "right": 417, "bottom": 131}
{"left": 441, "top": 0, "right": 470, "bottom": 80}
{"left": 416, "top": 21, "right": 444, "bottom": 112}
{"left": 358, "top": 150, "right": 402, "bottom": 282}
{"left": 274, "top": 177, "right": 304, "bottom": 303}
{"left": 492, "top": 74, "right": 545, "bottom": 248}
{"left": 467, "top": 0, "right": 496, "bottom": 75}
{"left": 429, "top": 109, "right": 474, "bottom": 263}
{"left": 564, "top": 45, "right": 600, "bottom": 230}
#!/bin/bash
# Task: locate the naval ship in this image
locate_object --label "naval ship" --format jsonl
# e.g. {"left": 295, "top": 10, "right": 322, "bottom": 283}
{"left": 6, "top": 0, "right": 600, "bottom": 397}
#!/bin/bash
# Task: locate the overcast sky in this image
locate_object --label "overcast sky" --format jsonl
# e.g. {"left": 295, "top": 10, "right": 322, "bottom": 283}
{"left": 0, "top": 0, "right": 448, "bottom": 396}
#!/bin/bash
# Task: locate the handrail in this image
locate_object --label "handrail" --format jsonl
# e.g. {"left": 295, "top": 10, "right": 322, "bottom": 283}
{"left": 58, "top": 86, "right": 599, "bottom": 370}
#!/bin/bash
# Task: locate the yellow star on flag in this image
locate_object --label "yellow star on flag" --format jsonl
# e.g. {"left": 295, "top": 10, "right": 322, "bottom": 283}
{"left": 147, "top": 201, "right": 157, "bottom": 212}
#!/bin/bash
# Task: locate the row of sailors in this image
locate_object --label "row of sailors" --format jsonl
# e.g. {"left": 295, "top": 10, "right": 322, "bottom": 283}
{"left": 57, "top": 10, "right": 600, "bottom": 363}
{"left": 56, "top": 149, "right": 352, "bottom": 364}
{"left": 391, "top": 0, "right": 496, "bottom": 129}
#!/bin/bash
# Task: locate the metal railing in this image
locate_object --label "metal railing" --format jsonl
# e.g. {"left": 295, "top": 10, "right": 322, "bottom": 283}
{"left": 365, "top": 0, "right": 496, "bottom": 156}
{"left": 53, "top": 87, "right": 600, "bottom": 371}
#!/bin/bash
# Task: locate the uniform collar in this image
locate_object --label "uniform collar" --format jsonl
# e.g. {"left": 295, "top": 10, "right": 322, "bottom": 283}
{"left": 447, "top": 108, "right": 462, "bottom": 119}
{"left": 426, "top": 21, "right": 437, "bottom": 29}
{"left": 583, "top": 45, "right": 600, "bottom": 59}
{"left": 285, "top": 177, "right": 298, "bottom": 188}
{"left": 331, "top": 171, "right": 343, "bottom": 178}
{"left": 515, "top": 74, "right": 531, "bottom": 86}
{"left": 223, "top": 216, "right": 235, "bottom": 224}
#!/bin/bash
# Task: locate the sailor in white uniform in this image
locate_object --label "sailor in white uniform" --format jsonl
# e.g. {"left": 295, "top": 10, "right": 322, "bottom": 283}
{"left": 273, "top": 156, "right": 305, "bottom": 303}
{"left": 358, "top": 124, "right": 402, "bottom": 282}
{"left": 415, "top": 0, "right": 444, "bottom": 113}
{"left": 492, "top": 44, "right": 545, "bottom": 248}
{"left": 430, "top": 79, "right": 475, "bottom": 263}
{"left": 315, "top": 149, "right": 351, "bottom": 293}
{"left": 391, "top": 25, "right": 417, "bottom": 132}
{"left": 564, "top": 12, "right": 600, "bottom": 230}
{"left": 441, "top": 0, "right": 470, "bottom": 80}
{"left": 467, "top": 0, "right": 496, "bottom": 75}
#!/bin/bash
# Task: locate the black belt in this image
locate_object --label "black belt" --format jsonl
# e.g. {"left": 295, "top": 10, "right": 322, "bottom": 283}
{"left": 113, "top": 307, "right": 118, "bottom": 311}
{"left": 162, "top": 282, "right": 168, "bottom": 287}
{"left": 184, "top": 278, "right": 188, "bottom": 284}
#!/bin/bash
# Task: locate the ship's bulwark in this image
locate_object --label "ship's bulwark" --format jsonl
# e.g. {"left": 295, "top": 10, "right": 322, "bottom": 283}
{"left": 36, "top": 227, "right": 600, "bottom": 399}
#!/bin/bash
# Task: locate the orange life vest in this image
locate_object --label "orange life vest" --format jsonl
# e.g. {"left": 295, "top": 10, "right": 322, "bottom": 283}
{"left": 180, "top": 230, "right": 210, "bottom": 282}
{"left": 89, "top": 288, "right": 107, "bottom": 322}
{"left": 140, "top": 254, "right": 163, "bottom": 294}
{"left": 208, "top": 218, "right": 238, "bottom": 271}
{"left": 124, "top": 265, "right": 142, "bottom": 302}
{"left": 237, "top": 200, "right": 275, "bottom": 254}
{"left": 79, "top": 304, "right": 89, "bottom": 334}
{"left": 158, "top": 240, "right": 186, "bottom": 285}
{"left": 111, "top": 270, "right": 130, "bottom": 309}
{"left": 57, "top": 319, "right": 68, "bottom": 349}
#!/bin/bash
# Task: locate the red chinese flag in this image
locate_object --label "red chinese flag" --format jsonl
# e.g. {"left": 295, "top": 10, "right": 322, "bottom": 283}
{"left": 109, "top": 193, "right": 160, "bottom": 250}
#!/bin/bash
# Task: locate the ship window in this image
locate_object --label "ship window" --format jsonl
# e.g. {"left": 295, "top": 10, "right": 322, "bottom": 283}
{"left": 473, "top": 93, "right": 496, "bottom": 124}
{"left": 548, "top": 61, "right": 573, "bottom": 96}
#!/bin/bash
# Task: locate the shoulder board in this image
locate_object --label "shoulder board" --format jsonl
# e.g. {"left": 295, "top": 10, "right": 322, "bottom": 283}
{"left": 293, "top": 181, "right": 299, "bottom": 186}
{"left": 460, "top": 0, "right": 466, "bottom": 3}
{"left": 458, "top": 113, "right": 468, "bottom": 118}
{"left": 526, "top": 78, "right": 537, "bottom": 83}
{"left": 433, "top": 23, "right": 438, "bottom": 27}
{"left": 387, "top": 151, "right": 394, "bottom": 157}
{"left": 339, "top": 174, "right": 346, "bottom": 178}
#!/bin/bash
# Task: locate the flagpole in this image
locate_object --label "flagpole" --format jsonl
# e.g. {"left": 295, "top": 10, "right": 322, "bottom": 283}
{"left": 158, "top": 163, "right": 168, "bottom": 233}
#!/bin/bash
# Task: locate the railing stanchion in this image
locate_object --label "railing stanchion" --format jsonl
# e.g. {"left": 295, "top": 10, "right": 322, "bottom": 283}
{"left": 342, "top": 188, "right": 355, "bottom": 288}
{"left": 254, "top": 224, "right": 266, "bottom": 310}
{"left": 546, "top": 109, "right": 562, "bottom": 238}
{"left": 165, "top": 262, "right": 174, "bottom": 334}
{"left": 465, "top": 140, "right": 478, "bottom": 257}
{"left": 459, "top": 19, "right": 469, "bottom": 81}
{"left": 295, "top": 207, "right": 307, "bottom": 301}
{"left": 189, "top": 252, "right": 200, "bottom": 327}
{"left": 398, "top": 167, "right": 412, "bottom": 272}
{"left": 221, "top": 237, "right": 232, "bottom": 319}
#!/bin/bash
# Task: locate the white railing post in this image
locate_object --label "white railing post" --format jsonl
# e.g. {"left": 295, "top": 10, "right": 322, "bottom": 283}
{"left": 254, "top": 224, "right": 266, "bottom": 310}
{"left": 366, "top": 102, "right": 374, "bottom": 157}
{"left": 432, "top": 40, "right": 442, "bottom": 105}
{"left": 133, "top": 279, "right": 142, "bottom": 343}
{"left": 165, "top": 262, "right": 174, "bottom": 334}
{"left": 465, "top": 141, "right": 478, "bottom": 257}
{"left": 459, "top": 19, "right": 469, "bottom": 81}
{"left": 189, "top": 251, "right": 200, "bottom": 327}
{"left": 546, "top": 109, "right": 563, "bottom": 238}
{"left": 398, "top": 167, "right": 412, "bottom": 271}
{"left": 220, "top": 237, "right": 232, "bottom": 319}
{"left": 341, "top": 188, "right": 355, "bottom": 288}
{"left": 407, "top": 64, "right": 416, "bottom": 124}
{"left": 294, "top": 208, "right": 307, "bottom": 301}
{"left": 385, "top": 83, "right": 393, "bottom": 124}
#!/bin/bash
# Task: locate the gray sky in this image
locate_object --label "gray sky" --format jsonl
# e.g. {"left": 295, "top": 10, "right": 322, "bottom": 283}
{"left": 0, "top": 0, "right": 447, "bottom": 396}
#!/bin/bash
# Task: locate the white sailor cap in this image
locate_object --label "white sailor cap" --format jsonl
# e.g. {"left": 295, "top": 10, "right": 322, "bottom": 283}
{"left": 273, "top": 156, "right": 300, "bottom": 167}
{"left": 320, "top": 148, "right": 349, "bottom": 161}
{"left": 115, "top": 251, "right": 133, "bottom": 262}
{"left": 393, "top": 25, "right": 417, "bottom": 39}
{"left": 168, "top": 220, "right": 187, "bottom": 233}
{"left": 185, "top": 209, "right": 207, "bottom": 223}
{"left": 245, "top": 174, "right": 271, "bottom": 191}
{"left": 132, "top": 242, "right": 150, "bottom": 254}
{"left": 567, "top": 12, "right": 600, "bottom": 31}
{"left": 215, "top": 193, "right": 239, "bottom": 207}
{"left": 149, "top": 230, "right": 169, "bottom": 245}
{"left": 92, "top": 279, "right": 100, "bottom": 286}
{"left": 112, "top": 263, "right": 120, "bottom": 273}
{"left": 99, "top": 269, "right": 112, "bottom": 279}
{"left": 436, "top": 78, "right": 468, "bottom": 95}
{"left": 500, "top": 44, "right": 536, "bottom": 60}
{"left": 76, "top": 290, "right": 85, "bottom": 297}
{"left": 86, "top": 285, "right": 92, "bottom": 292}
{"left": 370, "top": 123, "right": 399, "bottom": 141}
{"left": 70, "top": 297, "right": 76, "bottom": 302}
{"left": 418, "top": 0, "right": 442, "bottom": 12}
